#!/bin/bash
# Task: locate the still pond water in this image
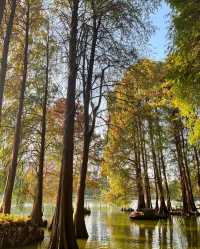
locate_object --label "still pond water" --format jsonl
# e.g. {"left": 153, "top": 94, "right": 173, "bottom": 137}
{"left": 12, "top": 200, "right": 200, "bottom": 249}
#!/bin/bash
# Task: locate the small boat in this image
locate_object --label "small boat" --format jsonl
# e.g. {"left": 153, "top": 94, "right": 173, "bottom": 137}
{"left": 129, "top": 208, "right": 164, "bottom": 220}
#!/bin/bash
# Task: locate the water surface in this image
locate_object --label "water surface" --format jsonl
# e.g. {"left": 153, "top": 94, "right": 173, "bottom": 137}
{"left": 13, "top": 201, "right": 200, "bottom": 249}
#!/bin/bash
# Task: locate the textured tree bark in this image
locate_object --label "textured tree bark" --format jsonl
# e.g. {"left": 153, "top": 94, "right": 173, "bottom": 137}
{"left": 48, "top": 1, "right": 79, "bottom": 248}
{"left": 0, "top": 0, "right": 6, "bottom": 26}
{"left": 0, "top": 0, "right": 17, "bottom": 123}
{"left": 0, "top": 2, "right": 30, "bottom": 214}
{"left": 31, "top": 28, "right": 50, "bottom": 226}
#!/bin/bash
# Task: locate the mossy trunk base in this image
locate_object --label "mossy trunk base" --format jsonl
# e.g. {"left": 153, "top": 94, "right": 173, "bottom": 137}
{"left": 0, "top": 220, "right": 44, "bottom": 248}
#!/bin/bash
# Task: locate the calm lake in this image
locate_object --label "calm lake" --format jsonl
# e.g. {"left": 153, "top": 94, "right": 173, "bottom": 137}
{"left": 12, "top": 200, "right": 200, "bottom": 249}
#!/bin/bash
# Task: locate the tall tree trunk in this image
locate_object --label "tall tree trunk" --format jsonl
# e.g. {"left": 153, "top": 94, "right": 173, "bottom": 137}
{"left": 194, "top": 147, "right": 200, "bottom": 192}
{"left": 48, "top": 1, "right": 79, "bottom": 248}
{"left": 171, "top": 110, "right": 197, "bottom": 214}
{"left": 135, "top": 161, "right": 146, "bottom": 210}
{"left": 159, "top": 150, "right": 171, "bottom": 211}
{"left": 0, "top": 0, "right": 6, "bottom": 27}
{"left": 148, "top": 118, "right": 168, "bottom": 216}
{"left": 48, "top": 163, "right": 62, "bottom": 231}
{"left": 138, "top": 118, "right": 152, "bottom": 208}
{"left": 171, "top": 110, "right": 190, "bottom": 214}
{"left": 143, "top": 145, "right": 152, "bottom": 208}
{"left": 74, "top": 8, "right": 101, "bottom": 239}
{"left": 0, "top": 0, "right": 17, "bottom": 123}
{"left": 155, "top": 116, "right": 172, "bottom": 211}
{"left": 31, "top": 27, "right": 50, "bottom": 225}
{"left": 154, "top": 177, "right": 159, "bottom": 210}
{"left": 0, "top": 2, "right": 29, "bottom": 214}
{"left": 74, "top": 133, "right": 90, "bottom": 239}
{"left": 134, "top": 123, "right": 145, "bottom": 210}
{"left": 180, "top": 129, "right": 197, "bottom": 212}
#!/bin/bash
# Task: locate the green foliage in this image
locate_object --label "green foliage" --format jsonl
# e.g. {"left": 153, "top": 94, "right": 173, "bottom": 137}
{"left": 168, "top": 0, "right": 200, "bottom": 145}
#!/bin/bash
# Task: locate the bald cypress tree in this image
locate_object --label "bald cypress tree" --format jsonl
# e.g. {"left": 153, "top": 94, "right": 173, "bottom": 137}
{"left": 0, "top": 0, "right": 17, "bottom": 123}
{"left": 48, "top": 0, "right": 79, "bottom": 248}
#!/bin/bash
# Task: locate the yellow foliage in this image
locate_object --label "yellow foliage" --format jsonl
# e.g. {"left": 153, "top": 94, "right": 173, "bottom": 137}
{"left": 0, "top": 214, "right": 30, "bottom": 224}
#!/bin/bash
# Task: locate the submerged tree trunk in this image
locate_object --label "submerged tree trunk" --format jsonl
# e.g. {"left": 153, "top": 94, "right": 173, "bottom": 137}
{"left": 0, "top": 0, "right": 6, "bottom": 26}
{"left": 1, "top": 2, "right": 30, "bottom": 214}
{"left": 48, "top": 1, "right": 79, "bottom": 248}
{"left": 31, "top": 28, "right": 50, "bottom": 226}
{"left": 0, "top": 0, "right": 17, "bottom": 123}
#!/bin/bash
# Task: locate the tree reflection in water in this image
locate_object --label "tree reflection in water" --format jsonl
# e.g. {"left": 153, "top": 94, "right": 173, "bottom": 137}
{"left": 177, "top": 216, "right": 199, "bottom": 249}
{"left": 11, "top": 203, "right": 200, "bottom": 249}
